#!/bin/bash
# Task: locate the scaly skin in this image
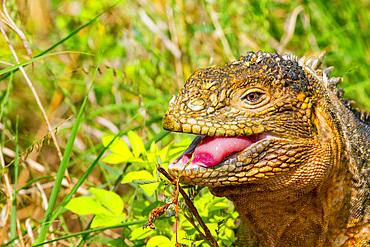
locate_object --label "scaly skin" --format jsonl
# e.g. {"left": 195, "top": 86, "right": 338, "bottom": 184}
{"left": 163, "top": 51, "right": 370, "bottom": 247}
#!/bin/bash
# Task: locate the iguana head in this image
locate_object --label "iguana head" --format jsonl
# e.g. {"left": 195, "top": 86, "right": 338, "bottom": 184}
{"left": 163, "top": 50, "right": 370, "bottom": 246}
{"left": 162, "top": 51, "right": 344, "bottom": 192}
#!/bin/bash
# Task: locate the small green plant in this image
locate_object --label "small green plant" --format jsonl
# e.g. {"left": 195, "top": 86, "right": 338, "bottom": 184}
{"left": 65, "top": 188, "right": 126, "bottom": 228}
{"left": 64, "top": 131, "right": 238, "bottom": 246}
{"left": 101, "top": 131, "right": 171, "bottom": 197}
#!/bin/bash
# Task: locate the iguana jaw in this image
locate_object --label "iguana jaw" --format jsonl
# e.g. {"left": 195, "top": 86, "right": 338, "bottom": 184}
{"left": 168, "top": 133, "right": 277, "bottom": 186}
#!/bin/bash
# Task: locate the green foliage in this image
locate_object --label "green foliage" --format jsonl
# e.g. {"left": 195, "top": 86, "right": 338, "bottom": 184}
{"left": 65, "top": 188, "right": 126, "bottom": 228}
{"left": 121, "top": 170, "right": 158, "bottom": 196}
{"left": 66, "top": 133, "right": 238, "bottom": 246}
{"left": 101, "top": 131, "right": 189, "bottom": 196}
{"left": 147, "top": 235, "right": 171, "bottom": 247}
{"left": 103, "top": 133, "right": 238, "bottom": 246}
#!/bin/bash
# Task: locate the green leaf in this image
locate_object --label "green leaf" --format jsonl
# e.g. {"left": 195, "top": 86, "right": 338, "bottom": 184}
{"left": 128, "top": 131, "right": 146, "bottom": 157}
{"left": 121, "top": 170, "right": 158, "bottom": 196}
{"left": 65, "top": 197, "right": 110, "bottom": 215}
{"left": 126, "top": 157, "right": 146, "bottom": 164}
{"left": 102, "top": 153, "right": 128, "bottom": 164}
{"left": 146, "top": 151, "right": 158, "bottom": 165}
{"left": 102, "top": 135, "right": 133, "bottom": 158}
{"left": 226, "top": 217, "right": 235, "bottom": 228}
{"left": 147, "top": 236, "right": 171, "bottom": 247}
{"left": 121, "top": 170, "right": 154, "bottom": 183}
{"left": 126, "top": 157, "right": 154, "bottom": 172}
{"left": 223, "top": 227, "right": 235, "bottom": 241}
{"left": 89, "top": 188, "right": 123, "bottom": 216}
{"left": 91, "top": 213, "right": 126, "bottom": 228}
{"left": 208, "top": 201, "right": 230, "bottom": 211}
{"left": 129, "top": 178, "right": 158, "bottom": 196}
{"left": 205, "top": 222, "right": 218, "bottom": 235}
{"left": 159, "top": 142, "right": 171, "bottom": 162}
{"left": 149, "top": 141, "right": 158, "bottom": 154}
{"left": 130, "top": 226, "right": 152, "bottom": 240}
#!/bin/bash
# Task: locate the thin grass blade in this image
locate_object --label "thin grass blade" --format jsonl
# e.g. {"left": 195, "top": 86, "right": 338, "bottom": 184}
{"left": 34, "top": 74, "right": 95, "bottom": 245}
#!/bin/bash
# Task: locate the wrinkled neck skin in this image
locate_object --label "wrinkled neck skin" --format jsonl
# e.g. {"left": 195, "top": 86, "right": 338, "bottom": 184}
{"left": 210, "top": 104, "right": 369, "bottom": 247}
{"left": 210, "top": 159, "right": 358, "bottom": 247}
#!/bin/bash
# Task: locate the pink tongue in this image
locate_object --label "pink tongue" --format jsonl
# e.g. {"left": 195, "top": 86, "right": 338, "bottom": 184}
{"left": 189, "top": 136, "right": 253, "bottom": 167}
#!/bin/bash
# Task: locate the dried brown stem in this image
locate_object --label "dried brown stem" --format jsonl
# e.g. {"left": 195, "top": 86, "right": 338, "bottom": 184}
{"left": 157, "top": 165, "right": 219, "bottom": 247}
{"left": 182, "top": 212, "right": 208, "bottom": 242}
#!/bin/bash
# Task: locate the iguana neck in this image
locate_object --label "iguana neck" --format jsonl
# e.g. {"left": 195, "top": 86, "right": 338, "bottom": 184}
{"left": 210, "top": 159, "right": 362, "bottom": 247}
{"left": 332, "top": 98, "right": 370, "bottom": 165}
{"left": 328, "top": 98, "right": 370, "bottom": 230}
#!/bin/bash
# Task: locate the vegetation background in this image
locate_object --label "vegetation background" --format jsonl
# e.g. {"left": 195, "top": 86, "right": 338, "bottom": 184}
{"left": 0, "top": 0, "right": 369, "bottom": 246}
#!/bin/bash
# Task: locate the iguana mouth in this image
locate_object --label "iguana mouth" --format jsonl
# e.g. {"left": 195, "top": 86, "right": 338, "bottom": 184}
{"left": 168, "top": 133, "right": 273, "bottom": 184}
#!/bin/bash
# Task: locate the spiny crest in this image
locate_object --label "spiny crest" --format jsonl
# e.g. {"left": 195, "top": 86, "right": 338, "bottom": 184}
{"left": 282, "top": 51, "right": 370, "bottom": 125}
{"left": 282, "top": 51, "right": 343, "bottom": 89}
{"left": 235, "top": 51, "right": 310, "bottom": 88}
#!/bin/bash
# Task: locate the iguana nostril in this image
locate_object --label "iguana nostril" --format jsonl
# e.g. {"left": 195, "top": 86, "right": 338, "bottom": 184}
{"left": 187, "top": 98, "right": 205, "bottom": 111}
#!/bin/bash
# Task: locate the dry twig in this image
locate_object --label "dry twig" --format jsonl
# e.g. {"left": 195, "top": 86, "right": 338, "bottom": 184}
{"left": 157, "top": 165, "right": 219, "bottom": 247}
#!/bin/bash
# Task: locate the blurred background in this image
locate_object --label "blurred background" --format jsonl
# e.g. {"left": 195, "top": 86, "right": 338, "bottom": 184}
{"left": 0, "top": 0, "right": 369, "bottom": 246}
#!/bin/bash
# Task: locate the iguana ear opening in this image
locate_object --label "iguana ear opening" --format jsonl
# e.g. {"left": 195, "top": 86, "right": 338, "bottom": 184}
{"left": 312, "top": 101, "right": 342, "bottom": 150}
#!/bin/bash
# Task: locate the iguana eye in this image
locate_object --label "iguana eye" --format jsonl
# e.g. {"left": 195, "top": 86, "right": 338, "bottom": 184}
{"left": 244, "top": 92, "right": 263, "bottom": 102}
{"left": 241, "top": 89, "right": 266, "bottom": 105}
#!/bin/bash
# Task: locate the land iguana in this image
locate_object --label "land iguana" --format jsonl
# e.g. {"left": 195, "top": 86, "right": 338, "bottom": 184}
{"left": 162, "top": 51, "right": 370, "bottom": 247}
